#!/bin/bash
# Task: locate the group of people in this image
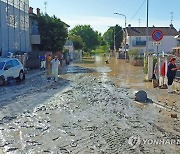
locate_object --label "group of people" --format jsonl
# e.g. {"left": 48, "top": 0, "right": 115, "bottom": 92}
{"left": 154, "top": 57, "right": 179, "bottom": 93}
{"left": 40, "top": 54, "right": 60, "bottom": 82}
{"left": 167, "top": 58, "right": 179, "bottom": 93}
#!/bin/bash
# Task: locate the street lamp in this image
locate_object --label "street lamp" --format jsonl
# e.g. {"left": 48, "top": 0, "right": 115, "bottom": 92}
{"left": 114, "top": 13, "right": 127, "bottom": 59}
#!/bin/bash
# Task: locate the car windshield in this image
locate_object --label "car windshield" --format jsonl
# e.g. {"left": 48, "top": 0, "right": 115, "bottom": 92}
{"left": 0, "top": 62, "right": 5, "bottom": 70}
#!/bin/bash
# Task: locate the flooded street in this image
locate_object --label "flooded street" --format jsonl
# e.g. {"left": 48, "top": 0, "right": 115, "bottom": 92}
{"left": 0, "top": 56, "right": 179, "bottom": 153}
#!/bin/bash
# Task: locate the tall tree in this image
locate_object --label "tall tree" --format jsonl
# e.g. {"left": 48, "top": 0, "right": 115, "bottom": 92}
{"left": 68, "top": 35, "right": 85, "bottom": 50}
{"left": 37, "top": 14, "right": 68, "bottom": 52}
{"left": 103, "top": 25, "right": 123, "bottom": 50}
{"left": 69, "top": 25, "right": 99, "bottom": 51}
{"left": 103, "top": 27, "right": 114, "bottom": 50}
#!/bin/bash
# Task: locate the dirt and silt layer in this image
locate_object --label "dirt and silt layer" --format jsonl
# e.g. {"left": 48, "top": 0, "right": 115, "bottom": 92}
{"left": 0, "top": 73, "right": 179, "bottom": 153}
{"left": 0, "top": 57, "right": 179, "bottom": 153}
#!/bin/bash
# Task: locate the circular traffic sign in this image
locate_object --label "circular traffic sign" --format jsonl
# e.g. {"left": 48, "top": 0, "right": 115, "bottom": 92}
{"left": 152, "top": 30, "right": 164, "bottom": 41}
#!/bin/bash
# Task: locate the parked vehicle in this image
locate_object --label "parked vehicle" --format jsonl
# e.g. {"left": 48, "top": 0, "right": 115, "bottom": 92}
{"left": 0, "top": 58, "right": 25, "bottom": 85}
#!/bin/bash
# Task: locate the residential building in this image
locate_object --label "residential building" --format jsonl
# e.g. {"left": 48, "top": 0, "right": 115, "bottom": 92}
{"left": 64, "top": 40, "right": 74, "bottom": 60}
{"left": 0, "top": 0, "right": 30, "bottom": 57}
{"left": 174, "top": 31, "right": 180, "bottom": 46}
{"left": 29, "top": 7, "right": 40, "bottom": 51}
{"left": 126, "top": 24, "right": 178, "bottom": 55}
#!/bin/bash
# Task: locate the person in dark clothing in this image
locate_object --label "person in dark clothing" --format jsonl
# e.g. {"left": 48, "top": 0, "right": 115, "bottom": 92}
{"left": 167, "top": 58, "right": 178, "bottom": 93}
{"left": 39, "top": 55, "right": 46, "bottom": 70}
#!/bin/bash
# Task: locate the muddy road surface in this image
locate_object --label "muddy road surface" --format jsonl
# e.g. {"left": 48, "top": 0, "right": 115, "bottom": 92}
{"left": 0, "top": 57, "right": 179, "bottom": 154}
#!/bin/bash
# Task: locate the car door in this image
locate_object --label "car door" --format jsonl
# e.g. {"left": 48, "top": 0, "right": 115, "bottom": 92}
{"left": 11, "top": 60, "right": 21, "bottom": 78}
{"left": 3, "top": 60, "right": 13, "bottom": 80}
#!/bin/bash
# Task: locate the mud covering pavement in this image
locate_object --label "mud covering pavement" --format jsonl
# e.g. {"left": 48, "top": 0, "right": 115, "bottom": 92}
{"left": 0, "top": 70, "right": 179, "bottom": 153}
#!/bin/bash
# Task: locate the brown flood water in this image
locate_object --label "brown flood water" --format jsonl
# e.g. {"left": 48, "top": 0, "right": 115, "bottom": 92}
{"left": 72, "top": 56, "right": 151, "bottom": 89}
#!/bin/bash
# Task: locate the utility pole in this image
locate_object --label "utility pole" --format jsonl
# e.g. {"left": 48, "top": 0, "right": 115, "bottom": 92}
{"left": 145, "top": 0, "right": 149, "bottom": 58}
{"left": 44, "top": 1, "right": 47, "bottom": 14}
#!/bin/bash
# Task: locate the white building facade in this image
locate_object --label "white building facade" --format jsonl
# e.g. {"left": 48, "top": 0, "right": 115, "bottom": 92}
{"left": 126, "top": 25, "right": 178, "bottom": 55}
{"left": 0, "top": 0, "right": 30, "bottom": 57}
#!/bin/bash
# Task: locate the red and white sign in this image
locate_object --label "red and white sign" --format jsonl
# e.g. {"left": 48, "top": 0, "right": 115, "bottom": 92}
{"left": 152, "top": 30, "right": 164, "bottom": 41}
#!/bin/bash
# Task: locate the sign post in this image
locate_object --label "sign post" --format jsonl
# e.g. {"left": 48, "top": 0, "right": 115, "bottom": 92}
{"left": 152, "top": 29, "right": 164, "bottom": 81}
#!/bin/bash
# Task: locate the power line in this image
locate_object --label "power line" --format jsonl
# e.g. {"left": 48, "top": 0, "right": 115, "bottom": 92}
{"left": 127, "top": 0, "right": 146, "bottom": 24}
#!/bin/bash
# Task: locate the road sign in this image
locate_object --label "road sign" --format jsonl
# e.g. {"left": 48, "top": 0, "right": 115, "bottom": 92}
{"left": 153, "top": 41, "right": 162, "bottom": 46}
{"left": 152, "top": 30, "right": 164, "bottom": 41}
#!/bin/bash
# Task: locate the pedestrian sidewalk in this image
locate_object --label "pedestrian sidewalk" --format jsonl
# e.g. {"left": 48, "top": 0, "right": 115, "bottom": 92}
{"left": 144, "top": 86, "right": 180, "bottom": 113}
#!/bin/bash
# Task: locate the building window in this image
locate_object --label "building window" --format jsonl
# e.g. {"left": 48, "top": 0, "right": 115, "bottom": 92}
{"left": 136, "top": 37, "right": 141, "bottom": 42}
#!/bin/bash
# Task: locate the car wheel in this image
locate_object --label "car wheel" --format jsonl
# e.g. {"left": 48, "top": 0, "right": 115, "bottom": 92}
{"left": 19, "top": 71, "right": 24, "bottom": 81}
{"left": 23, "top": 73, "right": 25, "bottom": 80}
{"left": 0, "top": 77, "right": 5, "bottom": 86}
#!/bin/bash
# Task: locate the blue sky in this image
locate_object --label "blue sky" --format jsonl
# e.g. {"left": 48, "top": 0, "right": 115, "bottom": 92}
{"left": 29, "top": 0, "right": 180, "bottom": 34}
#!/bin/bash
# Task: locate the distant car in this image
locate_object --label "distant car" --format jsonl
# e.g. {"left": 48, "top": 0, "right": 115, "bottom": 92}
{"left": 0, "top": 58, "right": 25, "bottom": 85}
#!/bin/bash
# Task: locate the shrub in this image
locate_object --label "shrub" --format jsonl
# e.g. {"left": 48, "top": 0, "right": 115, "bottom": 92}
{"left": 83, "top": 52, "right": 91, "bottom": 57}
{"left": 91, "top": 45, "right": 108, "bottom": 55}
{"left": 143, "top": 57, "right": 148, "bottom": 74}
{"left": 128, "top": 49, "right": 139, "bottom": 57}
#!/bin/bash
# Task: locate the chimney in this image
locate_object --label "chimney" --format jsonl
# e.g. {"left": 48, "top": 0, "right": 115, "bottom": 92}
{"left": 37, "top": 8, "right": 40, "bottom": 16}
{"left": 29, "top": 7, "right": 33, "bottom": 14}
{"left": 170, "top": 24, "right": 173, "bottom": 28}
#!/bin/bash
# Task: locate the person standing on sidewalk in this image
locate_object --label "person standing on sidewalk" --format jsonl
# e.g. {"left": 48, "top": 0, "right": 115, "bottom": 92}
{"left": 167, "top": 58, "right": 179, "bottom": 93}
{"left": 51, "top": 56, "right": 60, "bottom": 82}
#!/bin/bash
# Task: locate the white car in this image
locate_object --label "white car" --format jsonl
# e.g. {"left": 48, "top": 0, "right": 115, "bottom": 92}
{"left": 0, "top": 58, "right": 25, "bottom": 85}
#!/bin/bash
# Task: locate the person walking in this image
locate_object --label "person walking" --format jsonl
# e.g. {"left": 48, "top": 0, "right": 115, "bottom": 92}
{"left": 46, "top": 54, "right": 52, "bottom": 80}
{"left": 39, "top": 54, "right": 46, "bottom": 70}
{"left": 51, "top": 56, "right": 60, "bottom": 82}
{"left": 167, "top": 58, "right": 179, "bottom": 93}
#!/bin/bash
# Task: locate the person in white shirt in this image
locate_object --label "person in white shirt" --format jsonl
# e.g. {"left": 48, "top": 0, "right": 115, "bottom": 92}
{"left": 51, "top": 56, "right": 60, "bottom": 82}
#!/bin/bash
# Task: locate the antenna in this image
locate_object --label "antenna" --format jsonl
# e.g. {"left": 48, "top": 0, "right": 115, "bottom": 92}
{"left": 170, "top": 12, "right": 173, "bottom": 25}
{"left": 138, "top": 19, "right": 141, "bottom": 27}
{"left": 44, "top": 1, "right": 47, "bottom": 14}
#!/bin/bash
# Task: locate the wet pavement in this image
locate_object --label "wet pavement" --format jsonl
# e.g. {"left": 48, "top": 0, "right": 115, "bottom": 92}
{"left": 0, "top": 56, "right": 179, "bottom": 153}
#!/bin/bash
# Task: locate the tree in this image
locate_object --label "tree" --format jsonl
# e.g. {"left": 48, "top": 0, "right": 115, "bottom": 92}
{"left": 114, "top": 25, "right": 123, "bottom": 51}
{"left": 97, "top": 32, "right": 107, "bottom": 46}
{"left": 37, "top": 14, "right": 68, "bottom": 52}
{"left": 68, "top": 35, "right": 85, "bottom": 50}
{"left": 103, "top": 27, "right": 114, "bottom": 50}
{"left": 69, "top": 25, "right": 99, "bottom": 51}
{"left": 103, "top": 25, "right": 123, "bottom": 50}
